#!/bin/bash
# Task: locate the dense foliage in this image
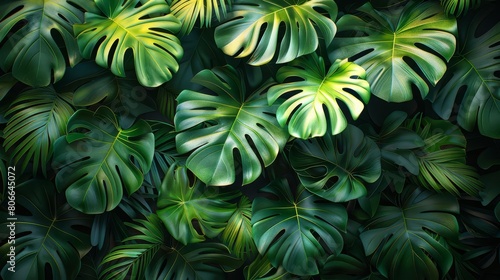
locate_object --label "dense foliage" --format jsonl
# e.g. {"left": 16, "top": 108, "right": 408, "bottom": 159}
{"left": 1, "top": 0, "right": 499, "bottom": 279}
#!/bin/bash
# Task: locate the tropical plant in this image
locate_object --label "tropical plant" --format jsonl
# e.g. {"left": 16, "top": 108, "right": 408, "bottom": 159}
{"left": 1, "top": 0, "right": 500, "bottom": 279}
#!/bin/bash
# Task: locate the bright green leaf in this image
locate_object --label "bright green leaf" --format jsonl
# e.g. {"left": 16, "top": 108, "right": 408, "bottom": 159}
{"left": 0, "top": 180, "right": 92, "bottom": 280}
{"left": 3, "top": 87, "right": 74, "bottom": 175}
{"left": 175, "top": 65, "right": 289, "bottom": 186}
{"left": 360, "top": 187, "right": 459, "bottom": 280}
{"left": 440, "top": 0, "right": 482, "bottom": 16}
{"left": 244, "top": 253, "right": 292, "bottom": 280}
{"left": 290, "top": 125, "right": 381, "bottom": 202}
{"left": 53, "top": 106, "right": 154, "bottom": 214}
{"left": 428, "top": 9, "right": 500, "bottom": 138}
{"left": 0, "top": 0, "right": 94, "bottom": 86}
{"left": 157, "top": 164, "right": 236, "bottom": 244}
{"left": 215, "top": 0, "right": 338, "bottom": 65}
{"left": 252, "top": 180, "right": 347, "bottom": 276}
{"left": 171, "top": 0, "right": 231, "bottom": 36}
{"left": 74, "top": 0, "right": 183, "bottom": 87}
{"left": 220, "top": 196, "right": 257, "bottom": 259}
{"left": 330, "top": 0, "right": 457, "bottom": 102}
{"left": 268, "top": 54, "right": 370, "bottom": 138}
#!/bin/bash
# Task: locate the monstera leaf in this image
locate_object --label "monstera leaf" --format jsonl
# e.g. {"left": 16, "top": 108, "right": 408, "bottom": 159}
{"left": 428, "top": 9, "right": 500, "bottom": 138}
{"left": 53, "top": 106, "right": 154, "bottom": 214}
{"left": 360, "top": 187, "right": 459, "bottom": 280}
{"left": 157, "top": 164, "right": 236, "bottom": 244}
{"left": 407, "top": 116, "right": 482, "bottom": 196}
{"left": 3, "top": 87, "right": 74, "bottom": 175}
{"left": 220, "top": 196, "right": 257, "bottom": 259}
{"left": 73, "top": 0, "right": 183, "bottom": 87}
{"left": 268, "top": 54, "right": 370, "bottom": 138}
{"left": 0, "top": 0, "right": 94, "bottom": 87}
{"left": 440, "top": 0, "right": 482, "bottom": 16}
{"left": 175, "top": 65, "right": 289, "bottom": 186}
{"left": 214, "top": 0, "right": 338, "bottom": 65}
{"left": 330, "top": 0, "right": 457, "bottom": 102}
{"left": 171, "top": 0, "right": 231, "bottom": 36}
{"left": 0, "top": 180, "right": 92, "bottom": 279}
{"left": 252, "top": 180, "right": 347, "bottom": 275}
{"left": 289, "top": 125, "right": 381, "bottom": 202}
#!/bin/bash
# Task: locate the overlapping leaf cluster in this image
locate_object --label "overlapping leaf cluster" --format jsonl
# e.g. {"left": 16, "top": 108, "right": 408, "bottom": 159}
{"left": 1, "top": 0, "right": 499, "bottom": 279}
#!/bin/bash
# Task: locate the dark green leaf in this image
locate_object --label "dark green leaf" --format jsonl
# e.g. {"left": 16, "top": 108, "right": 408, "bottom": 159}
{"left": 428, "top": 8, "right": 500, "bottom": 138}
{"left": 53, "top": 106, "right": 154, "bottom": 214}
{"left": 3, "top": 87, "right": 74, "bottom": 175}
{"left": 99, "top": 215, "right": 165, "bottom": 280}
{"left": 252, "top": 180, "right": 347, "bottom": 276}
{"left": 146, "top": 242, "right": 241, "bottom": 280}
{"left": 0, "top": 179, "right": 92, "bottom": 279}
{"left": 290, "top": 125, "right": 381, "bottom": 202}
{"left": 0, "top": 0, "right": 94, "bottom": 86}
{"left": 360, "top": 187, "right": 459, "bottom": 280}
{"left": 143, "top": 121, "right": 177, "bottom": 189}
{"left": 408, "top": 116, "right": 482, "bottom": 196}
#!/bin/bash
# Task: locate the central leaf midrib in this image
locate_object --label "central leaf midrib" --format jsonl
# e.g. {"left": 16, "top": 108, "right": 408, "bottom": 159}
{"left": 82, "top": 129, "right": 123, "bottom": 203}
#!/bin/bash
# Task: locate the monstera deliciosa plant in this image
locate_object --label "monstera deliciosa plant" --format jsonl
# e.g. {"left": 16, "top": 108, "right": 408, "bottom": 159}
{"left": 0, "top": 0, "right": 499, "bottom": 279}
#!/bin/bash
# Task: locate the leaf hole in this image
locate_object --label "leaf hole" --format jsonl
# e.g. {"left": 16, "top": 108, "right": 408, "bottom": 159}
{"left": 285, "top": 103, "right": 302, "bottom": 126}
{"left": 421, "top": 13, "right": 437, "bottom": 21}
{"left": 58, "top": 13, "right": 69, "bottom": 23}
{"left": 16, "top": 230, "right": 32, "bottom": 239}
{"left": 246, "top": 134, "right": 265, "bottom": 167}
{"left": 0, "top": 4, "right": 23, "bottom": 22}
{"left": 194, "top": 106, "right": 217, "bottom": 111}
{"left": 312, "top": 6, "right": 331, "bottom": 17}
{"left": 0, "top": 18, "right": 28, "bottom": 49}
{"left": 232, "top": 148, "right": 244, "bottom": 186}
{"left": 324, "top": 176, "right": 339, "bottom": 190}
{"left": 414, "top": 42, "right": 445, "bottom": 61}
{"left": 45, "top": 263, "right": 54, "bottom": 279}
{"left": 270, "top": 229, "right": 285, "bottom": 245}
{"left": 107, "top": 39, "right": 120, "bottom": 68}
{"left": 91, "top": 36, "right": 107, "bottom": 60}
{"left": 71, "top": 224, "right": 92, "bottom": 235}
{"left": 349, "top": 48, "right": 374, "bottom": 62}
{"left": 191, "top": 218, "right": 203, "bottom": 235}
